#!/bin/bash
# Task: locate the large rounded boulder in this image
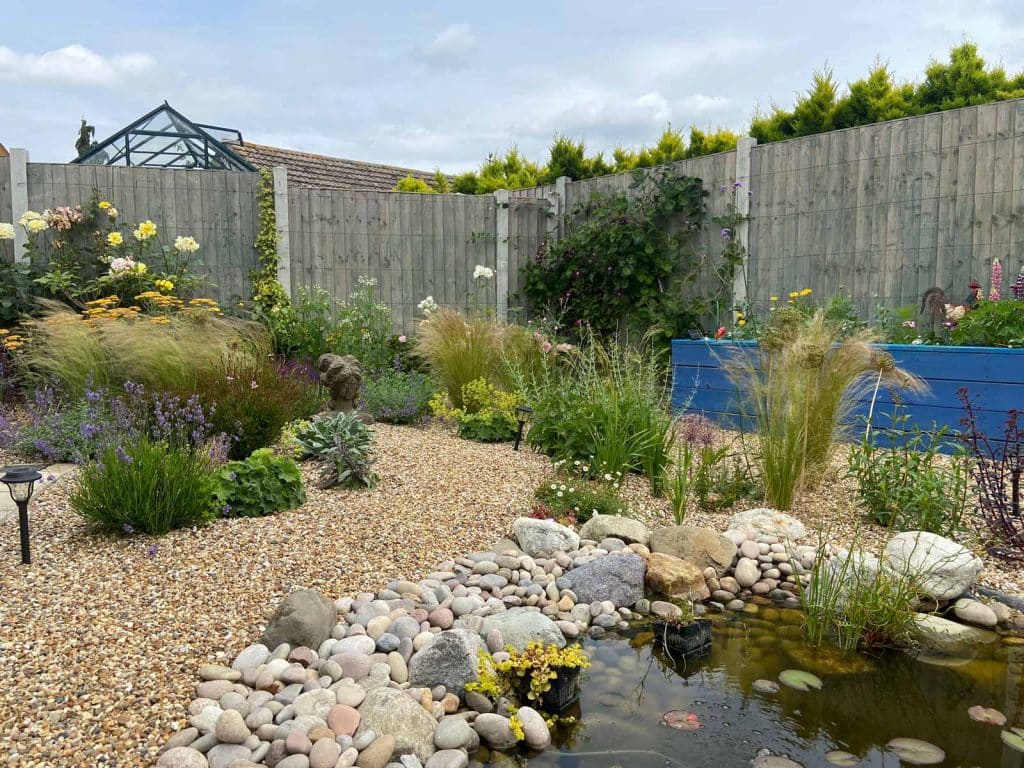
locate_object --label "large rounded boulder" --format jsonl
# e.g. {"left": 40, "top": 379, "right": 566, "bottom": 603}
{"left": 649, "top": 525, "right": 736, "bottom": 576}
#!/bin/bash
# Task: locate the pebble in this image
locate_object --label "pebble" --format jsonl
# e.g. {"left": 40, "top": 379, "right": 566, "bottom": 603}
{"left": 425, "top": 750, "right": 469, "bottom": 768}
{"left": 309, "top": 737, "right": 343, "bottom": 768}
{"left": 355, "top": 734, "right": 396, "bottom": 768}
{"left": 214, "top": 709, "right": 249, "bottom": 744}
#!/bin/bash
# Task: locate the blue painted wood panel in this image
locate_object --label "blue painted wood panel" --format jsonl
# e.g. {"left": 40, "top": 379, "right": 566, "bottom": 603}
{"left": 671, "top": 339, "right": 1024, "bottom": 442}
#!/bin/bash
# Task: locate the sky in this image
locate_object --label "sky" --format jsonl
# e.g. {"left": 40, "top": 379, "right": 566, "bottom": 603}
{"left": 2, "top": 0, "right": 1023, "bottom": 172}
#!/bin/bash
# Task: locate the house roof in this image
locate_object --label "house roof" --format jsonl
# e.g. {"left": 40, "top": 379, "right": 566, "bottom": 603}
{"left": 233, "top": 142, "right": 437, "bottom": 192}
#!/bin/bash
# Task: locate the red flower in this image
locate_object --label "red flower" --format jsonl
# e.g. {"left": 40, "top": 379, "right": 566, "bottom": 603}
{"left": 715, "top": 326, "right": 727, "bottom": 339}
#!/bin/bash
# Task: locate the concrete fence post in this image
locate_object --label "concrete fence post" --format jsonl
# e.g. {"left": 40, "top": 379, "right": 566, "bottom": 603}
{"left": 553, "top": 175, "right": 569, "bottom": 238}
{"left": 495, "top": 189, "right": 510, "bottom": 322}
{"left": 9, "top": 149, "right": 29, "bottom": 263}
{"left": 733, "top": 137, "right": 756, "bottom": 311}
{"left": 271, "top": 165, "right": 292, "bottom": 299}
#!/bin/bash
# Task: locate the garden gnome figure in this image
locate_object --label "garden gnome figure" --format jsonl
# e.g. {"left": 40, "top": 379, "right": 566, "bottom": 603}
{"left": 317, "top": 353, "right": 363, "bottom": 416}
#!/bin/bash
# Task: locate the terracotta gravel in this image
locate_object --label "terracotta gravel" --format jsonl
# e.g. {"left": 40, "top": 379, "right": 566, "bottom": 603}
{"left": 0, "top": 422, "right": 1021, "bottom": 767}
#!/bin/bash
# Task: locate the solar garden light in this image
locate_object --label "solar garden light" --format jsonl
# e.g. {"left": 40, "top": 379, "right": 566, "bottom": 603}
{"left": 1, "top": 465, "right": 42, "bottom": 564}
{"left": 513, "top": 405, "right": 534, "bottom": 452}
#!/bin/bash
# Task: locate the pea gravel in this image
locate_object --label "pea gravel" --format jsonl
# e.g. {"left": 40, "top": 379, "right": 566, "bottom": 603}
{"left": 1, "top": 422, "right": 1021, "bottom": 767}
{"left": 0, "top": 425, "right": 547, "bottom": 768}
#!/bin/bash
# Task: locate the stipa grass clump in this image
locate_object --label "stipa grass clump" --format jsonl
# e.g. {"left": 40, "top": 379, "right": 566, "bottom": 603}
{"left": 728, "top": 309, "right": 924, "bottom": 509}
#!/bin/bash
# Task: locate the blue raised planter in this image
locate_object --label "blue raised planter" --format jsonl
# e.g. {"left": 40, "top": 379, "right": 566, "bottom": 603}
{"left": 671, "top": 339, "right": 1024, "bottom": 444}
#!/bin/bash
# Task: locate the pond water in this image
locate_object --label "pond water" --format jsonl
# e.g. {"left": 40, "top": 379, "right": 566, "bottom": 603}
{"left": 473, "top": 608, "right": 1024, "bottom": 768}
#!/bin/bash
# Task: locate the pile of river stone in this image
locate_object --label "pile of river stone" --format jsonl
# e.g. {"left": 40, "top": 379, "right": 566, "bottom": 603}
{"left": 156, "top": 508, "right": 1019, "bottom": 768}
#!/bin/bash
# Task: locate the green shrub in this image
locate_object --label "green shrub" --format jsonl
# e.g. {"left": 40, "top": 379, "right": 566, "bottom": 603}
{"left": 361, "top": 369, "right": 435, "bottom": 424}
{"left": 213, "top": 448, "right": 306, "bottom": 518}
{"left": 848, "top": 408, "right": 969, "bottom": 536}
{"left": 69, "top": 439, "right": 216, "bottom": 535}
{"left": 950, "top": 299, "right": 1024, "bottom": 347}
{"left": 516, "top": 335, "right": 674, "bottom": 483}
{"left": 728, "top": 310, "right": 923, "bottom": 509}
{"left": 430, "top": 378, "right": 521, "bottom": 443}
{"left": 263, "top": 278, "right": 395, "bottom": 370}
{"left": 534, "top": 478, "right": 625, "bottom": 525}
{"left": 193, "top": 357, "right": 323, "bottom": 460}
{"left": 294, "top": 412, "right": 378, "bottom": 488}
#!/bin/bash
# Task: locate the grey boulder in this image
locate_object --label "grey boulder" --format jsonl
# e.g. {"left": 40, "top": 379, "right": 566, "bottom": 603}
{"left": 578, "top": 514, "right": 651, "bottom": 545}
{"left": 560, "top": 553, "right": 646, "bottom": 607}
{"left": 261, "top": 589, "right": 336, "bottom": 651}
{"left": 408, "top": 629, "right": 484, "bottom": 697}
{"left": 355, "top": 686, "right": 437, "bottom": 762}
{"left": 479, "top": 608, "right": 565, "bottom": 651}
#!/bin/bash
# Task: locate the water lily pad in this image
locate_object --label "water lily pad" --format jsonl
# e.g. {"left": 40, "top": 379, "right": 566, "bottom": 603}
{"left": 1002, "top": 728, "right": 1024, "bottom": 753}
{"left": 753, "top": 679, "right": 780, "bottom": 694}
{"left": 660, "top": 710, "right": 702, "bottom": 731}
{"left": 751, "top": 756, "right": 804, "bottom": 768}
{"left": 885, "top": 738, "right": 945, "bottom": 765}
{"left": 779, "top": 669, "right": 823, "bottom": 691}
{"left": 967, "top": 705, "right": 1006, "bottom": 725}
{"left": 824, "top": 750, "right": 859, "bottom": 766}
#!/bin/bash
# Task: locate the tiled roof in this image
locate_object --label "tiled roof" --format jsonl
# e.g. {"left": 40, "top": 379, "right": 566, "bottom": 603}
{"left": 232, "top": 142, "right": 437, "bottom": 192}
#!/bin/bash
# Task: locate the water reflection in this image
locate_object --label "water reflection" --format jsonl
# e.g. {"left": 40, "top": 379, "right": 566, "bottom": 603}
{"left": 471, "top": 613, "right": 1024, "bottom": 768}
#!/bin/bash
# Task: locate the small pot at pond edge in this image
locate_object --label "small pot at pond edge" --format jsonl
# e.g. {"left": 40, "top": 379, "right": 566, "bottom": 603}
{"left": 540, "top": 665, "right": 583, "bottom": 711}
{"left": 652, "top": 618, "right": 712, "bottom": 659}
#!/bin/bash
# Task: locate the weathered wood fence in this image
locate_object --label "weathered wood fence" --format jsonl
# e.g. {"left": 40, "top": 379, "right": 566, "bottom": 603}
{"left": 4, "top": 97, "right": 1024, "bottom": 330}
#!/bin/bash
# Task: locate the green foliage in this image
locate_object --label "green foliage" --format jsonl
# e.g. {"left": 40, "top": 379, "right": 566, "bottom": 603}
{"left": 69, "top": 438, "right": 216, "bottom": 535}
{"left": 752, "top": 44, "right": 1024, "bottom": 144}
{"left": 263, "top": 278, "right": 395, "bottom": 370}
{"left": 534, "top": 475, "right": 626, "bottom": 525}
{"left": 360, "top": 369, "right": 435, "bottom": 424}
{"left": 802, "top": 542, "right": 918, "bottom": 652}
{"left": 250, "top": 169, "right": 290, "bottom": 314}
{"left": 294, "top": 412, "right": 378, "bottom": 488}
{"left": 0, "top": 261, "right": 37, "bottom": 324}
{"left": 848, "top": 408, "right": 969, "bottom": 536}
{"left": 874, "top": 304, "right": 928, "bottom": 344}
{"left": 393, "top": 175, "right": 436, "bottom": 193}
{"left": 430, "top": 377, "right": 520, "bottom": 442}
{"left": 950, "top": 299, "right": 1024, "bottom": 347}
{"left": 522, "top": 167, "right": 713, "bottom": 338}
{"left": 516, "top": 335, "right": 673, "bottom": 483}
{"left": 729, "top": 311, "right": 922, "bottom": 509}
{"left": 192, "top": 356, "right": 323, "bottom": 460}
{"left": 613, "top": 126, "right": 739, "bottom": 171}
{"left": 213, "top": 448, "right": 306, "bottom": 518}
{"left": 539, "top": 135, "right": 614, "bottom": 184}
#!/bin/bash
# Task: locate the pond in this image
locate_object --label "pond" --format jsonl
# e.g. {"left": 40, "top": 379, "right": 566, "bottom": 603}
{"left": 472, "top": 607, "right": 1024, "bottom": 768}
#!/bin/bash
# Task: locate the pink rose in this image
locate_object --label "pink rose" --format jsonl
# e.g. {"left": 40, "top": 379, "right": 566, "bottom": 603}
{"left": 398, "top": 335, "right": 407, "bottom": 343}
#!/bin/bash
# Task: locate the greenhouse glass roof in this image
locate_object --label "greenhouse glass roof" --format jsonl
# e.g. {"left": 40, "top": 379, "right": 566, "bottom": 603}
{"left": 72, "top": 102, "right": 255, "bottom": 171}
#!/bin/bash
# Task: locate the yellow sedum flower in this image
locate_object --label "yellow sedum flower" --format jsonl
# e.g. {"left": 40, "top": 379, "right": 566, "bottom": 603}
{"left": 107, "top": 231, "right": 123, "bottom": 246}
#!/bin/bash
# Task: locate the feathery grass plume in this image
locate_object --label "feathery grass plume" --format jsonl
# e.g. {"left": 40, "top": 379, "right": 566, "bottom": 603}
{"left": 727, "top": 309, "right": 924, "bottom": 509}
{"left": 18, "top": 300, "right": 269, "bottom": 396}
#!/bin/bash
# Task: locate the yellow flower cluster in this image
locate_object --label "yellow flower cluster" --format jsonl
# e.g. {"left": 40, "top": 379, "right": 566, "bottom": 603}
{"left": 0, "top": 328, "right": 25, "bottom": 351}
{"left": 186, "top": 297, "right": 223, "bottom": 314}
{"left": 135, "top": 291, "right": 186, "bottom": 311}
{"left": 736, "top": 311, "right": 747, "bottom": 327}
{"left": 83, "top": 296, "right": 141, "bottom": 323}
{"left": 154, "top": 279, "right": 175, "bottom": 292}
{"left": 107, "top": 231, "right": 123, "bottom": 246}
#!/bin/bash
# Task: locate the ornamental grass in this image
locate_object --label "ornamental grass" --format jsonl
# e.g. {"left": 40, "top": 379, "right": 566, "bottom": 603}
{"left": 728, "top": 309, "right": 924, "bottom": 510}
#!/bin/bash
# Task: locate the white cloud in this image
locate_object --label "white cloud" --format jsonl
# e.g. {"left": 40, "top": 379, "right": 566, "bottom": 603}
{"left": 678, "top": 93, "right": 732, "bottom": 114}
{"left": 423, "top": 24, "right": 477, "bottom": 68}
{"left": 0, "top": 44, "right": 154, "bottom": 86}
{"left": 630, "top": 36, "right": 769, "bottom": 79}
{"left": 512, "top": 84, "right": 674, "bottom": 137}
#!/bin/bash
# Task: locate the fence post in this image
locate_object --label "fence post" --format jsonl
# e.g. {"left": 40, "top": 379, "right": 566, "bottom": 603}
{"left": 495, "top": 189, "right": 510, "bottom": 321}
{"left": 732, "top": 136, "right": 756, "bottom": 311}
{"left": 553, "top": 175, "right": 569, "bottom": 238}
{"left": 9, "top": 149, "right": 29, "bottom": 263}
{"left": 272, "top": 165, "right": 292, "bottom": 298}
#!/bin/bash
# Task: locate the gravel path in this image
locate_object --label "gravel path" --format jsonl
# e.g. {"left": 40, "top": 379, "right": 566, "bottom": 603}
{"left": 1, "top": 422, "right": 1021, "bottom": 767}
{"left": 0, "top": 425, "right": 547, "bottom": 768}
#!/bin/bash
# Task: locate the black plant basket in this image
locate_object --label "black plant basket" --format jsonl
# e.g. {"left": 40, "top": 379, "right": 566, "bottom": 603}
{"left": 652, "top": 618, "right": 713, "bottom": 659}
{"left": 538, "top": 664, "right": 583, "bottom": 711}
